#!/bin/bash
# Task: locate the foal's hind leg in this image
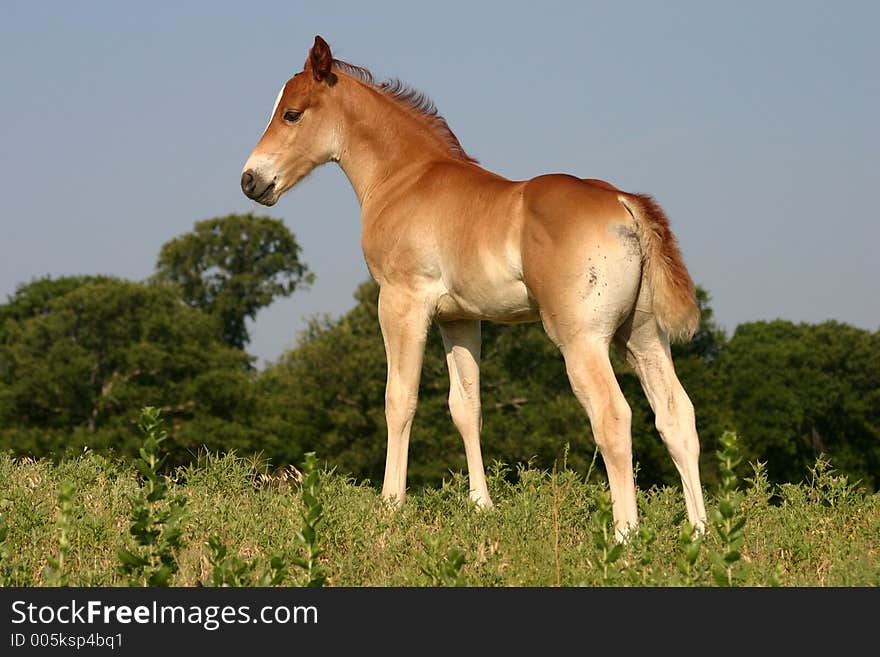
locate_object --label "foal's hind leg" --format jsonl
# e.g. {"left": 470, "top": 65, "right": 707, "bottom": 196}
{"left": 616, "top": 311, "right": 707, "bottom": 530}
{"left": 439, "top": 319, "right": 492, "bottom": 508}
{"left": 559, "top": 336, "right": 639, "bottom": 538}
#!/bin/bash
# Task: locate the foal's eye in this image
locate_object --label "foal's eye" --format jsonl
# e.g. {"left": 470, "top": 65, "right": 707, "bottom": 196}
{"left": 283, "top": 109, "right": 303, "bottom": 124}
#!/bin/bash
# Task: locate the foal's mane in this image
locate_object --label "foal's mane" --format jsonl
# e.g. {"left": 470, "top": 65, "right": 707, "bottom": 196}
{"left": 332, "top": 59, "right": 478, "bottom": 164}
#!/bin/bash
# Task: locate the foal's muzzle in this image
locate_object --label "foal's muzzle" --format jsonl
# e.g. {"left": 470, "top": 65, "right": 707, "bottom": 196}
{"left": 240, "top": 169, "right": 276, "bottom": 205}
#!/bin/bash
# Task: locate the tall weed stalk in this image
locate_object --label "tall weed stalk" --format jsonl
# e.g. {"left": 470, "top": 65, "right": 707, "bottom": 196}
{"left": 117, "top": 407, "right": 186, "bottom": 586}
{"left": 708, "top": 431, "right": 747, "bottom": 586}
{"left": 43, "top": 480, "right": 75, "bottom": 586}
{"left": 590, "top": 491, "right": 623, "bottom": 584}
{"left": 293, "top": 452, "right": 327, "bottom": 587}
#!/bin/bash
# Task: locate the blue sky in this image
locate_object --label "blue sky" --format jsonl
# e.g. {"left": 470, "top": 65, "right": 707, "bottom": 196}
{"left": 1, "top": 1, "right": 877, "bottom": 365}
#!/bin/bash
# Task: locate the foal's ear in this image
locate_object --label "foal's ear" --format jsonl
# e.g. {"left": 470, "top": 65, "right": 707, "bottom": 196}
{"left": 308, "top": 35, "right": 336, "bottom": 86}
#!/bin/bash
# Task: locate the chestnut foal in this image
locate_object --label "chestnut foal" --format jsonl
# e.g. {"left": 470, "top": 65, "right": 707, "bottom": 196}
{"left": 242, "top": 36, "right": 707, "bottom": 536}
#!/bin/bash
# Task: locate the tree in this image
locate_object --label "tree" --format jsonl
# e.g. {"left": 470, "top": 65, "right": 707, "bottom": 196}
{"left": 719, "top": 320, "right": 880, "bottom": 487}
{"left": 0, "top": 275, "right": 114, "bottom": 343}
{"left": 256, "top": 281, "right": 390, "bottom": 479}
{"left": 0, "top": 277, "right": 259, "bottom": 464}
{"left": 154, "top": 213, "right": 313, "bottom": 350}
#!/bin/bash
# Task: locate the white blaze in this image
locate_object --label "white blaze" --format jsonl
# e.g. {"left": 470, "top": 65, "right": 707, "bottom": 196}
{"left": 265, "top": 85, "right": 284, "bottom": 130}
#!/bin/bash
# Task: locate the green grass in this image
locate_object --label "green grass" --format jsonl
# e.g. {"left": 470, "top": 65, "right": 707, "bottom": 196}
{"left": 1, "top": 440, "right": 878, "bottom": 587}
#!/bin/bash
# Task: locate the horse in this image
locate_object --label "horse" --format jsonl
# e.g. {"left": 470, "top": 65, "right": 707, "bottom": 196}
{"left": 241, "top": 35, "right": 707, "bottom": 536}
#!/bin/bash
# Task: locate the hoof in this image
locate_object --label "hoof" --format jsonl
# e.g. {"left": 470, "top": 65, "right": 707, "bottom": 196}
{"left": 470, "top": 490, "right": 494, "bottom": 509}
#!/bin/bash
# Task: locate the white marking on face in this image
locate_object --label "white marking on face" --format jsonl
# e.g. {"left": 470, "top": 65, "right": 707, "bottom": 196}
{"left": 265, "top": 85, "right": 285, "bottom": 131}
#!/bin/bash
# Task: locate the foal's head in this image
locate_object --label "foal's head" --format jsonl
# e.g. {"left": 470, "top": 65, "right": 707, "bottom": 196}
{"left": 241, "top": 36, "right": 341, "bottom": 206}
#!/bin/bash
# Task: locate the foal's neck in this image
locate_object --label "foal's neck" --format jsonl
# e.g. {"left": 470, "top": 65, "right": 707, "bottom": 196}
{"left": 334, "top": 77, "right": 460, "bottom": 207}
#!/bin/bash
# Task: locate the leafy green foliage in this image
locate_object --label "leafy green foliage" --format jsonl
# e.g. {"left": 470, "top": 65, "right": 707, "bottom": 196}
{"left": 0, "top": 275, "right": 116, "bottom": 343}
{"left": 0, "top": 514, "right": 9, "bottom": 586}
{"left": 632, "top": 525, "right": 658, "bottom": 585}
{"left": 117, "top": 408, "right": 186, "bottom": 586}
{"left": 202, "top": 534, "right": 287, "bottom": 587}
{"left": 0, "top": 276, "right": 259, "bottom": 465}
{"left": 707, "top": 431, "right": 747, "bottom": 586}
{"left": 589, "top": 491, "right": 624, "bottom": 583}
{"left": 292, "top": 452, "right": 327, "bottom": 587}
{"left": 154, "top": 213, "right": 312, "bottom": 349}
{"left": 674, "top": 522, "right": 706, "bottom": 586}
{"left": 419, "top": 537, "right": 468, "bottom": 586}
{"left": 719, "top": 320, "right": 880, "bottom": 487}
{"left": 43, "top": 480, "right": 76, "bottom": 586}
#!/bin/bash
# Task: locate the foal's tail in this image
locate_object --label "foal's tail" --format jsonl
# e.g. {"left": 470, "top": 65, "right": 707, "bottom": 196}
{"left": 618, "top": 193, "right": 700, "bottom": 342}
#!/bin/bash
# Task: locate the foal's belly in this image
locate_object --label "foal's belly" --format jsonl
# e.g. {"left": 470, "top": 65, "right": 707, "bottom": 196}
{"left": 431, "top": 213, "right": 540, "bottom": 323}
{"left": 434, "top": 274, "right": 540, "bottom": 324}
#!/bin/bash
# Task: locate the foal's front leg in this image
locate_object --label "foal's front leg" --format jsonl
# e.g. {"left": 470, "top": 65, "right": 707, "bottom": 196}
{"left": 378, "top": 287, "right": 431, "bottom": 505}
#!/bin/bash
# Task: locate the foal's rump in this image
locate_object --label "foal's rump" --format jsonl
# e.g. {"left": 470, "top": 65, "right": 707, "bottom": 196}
{"left": 519, "top": 174, "right": 698, "bottom": 344}
{"left": 519, "top": 175, "right": 641, "bottom": 340}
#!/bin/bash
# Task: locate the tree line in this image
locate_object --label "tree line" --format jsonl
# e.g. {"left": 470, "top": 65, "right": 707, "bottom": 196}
{"left": 1, "top": 213, "right": 877, "bottom": 491}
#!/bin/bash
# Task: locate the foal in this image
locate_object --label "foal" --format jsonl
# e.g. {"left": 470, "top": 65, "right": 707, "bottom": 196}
{"left": 242, "top": 36, "right": 707, "bottom": 535}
